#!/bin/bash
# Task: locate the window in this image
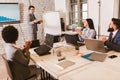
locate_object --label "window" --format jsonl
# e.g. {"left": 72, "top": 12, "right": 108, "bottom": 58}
{"left": 70, "top": 0, "right": 88, "bottom": 26}
{"left": 119, "top": 1, "right": 120, "bottom": 18}
{"left": 70, "top": 0, "right": 78, "bottom": 24}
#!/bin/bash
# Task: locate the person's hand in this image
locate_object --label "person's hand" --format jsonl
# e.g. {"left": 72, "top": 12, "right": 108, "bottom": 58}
{"left": 99, "top": 36, "right": 107, "bottom": 42}
{"left": 34, "top": 20, "right": 43, "bottom": 24}
{"left": 76, "top": 29, "right": 82, "bottom": 36}
{"left": 39, "top": 20, "right": 43, "bottom": 23}
{"left": 33, "top": 20, "right": 39, "bottom": 23}
{"left": 74, "top": 50, "right": 83, "bottom": 57}
{"left": 24, "top": 41, "right": 32, "bottom": 51}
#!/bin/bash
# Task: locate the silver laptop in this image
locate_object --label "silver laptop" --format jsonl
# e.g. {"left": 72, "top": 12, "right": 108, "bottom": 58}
{"left": 84, "top": 39, "right": 110, "bottom": 53}
{"left": 89, "top": 52, "right": 107, "bottom": 62}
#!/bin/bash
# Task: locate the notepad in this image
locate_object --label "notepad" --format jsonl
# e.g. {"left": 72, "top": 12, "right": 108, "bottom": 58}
{"left": 82, "top": 53, "right": 93, "bottom": 61}
{"left": 82, "top": 52, "right": 107, "bottom": 62}
{"left": 56, "top": 60, "right": 75, "bottom": 69}
{"left": 89, "top": 52, "right": 107, "bottom": 62}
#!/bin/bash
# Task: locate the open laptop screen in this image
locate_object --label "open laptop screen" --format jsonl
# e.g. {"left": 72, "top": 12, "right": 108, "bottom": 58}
{"left": 45, "top": 33, "right": 54, "bottom": 48}
{"left": 64, "top": 34, "right": 80, "bottom": 46}
{"left": 30, "top": 40, "right": 40, "bottom": 48}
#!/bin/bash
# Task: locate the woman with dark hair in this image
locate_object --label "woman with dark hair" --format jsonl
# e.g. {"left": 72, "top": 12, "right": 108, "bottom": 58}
{"left": 76, "top": 18, "right": 96, "bottom": 41}
{"left": 101, "top": 18, "right": 120, "bottom": 52}
{"left": 2, "top": 25, "right": 40, "bottom": 80}
{"left": 86, "top": 18, "right": 95, "bottom": 29}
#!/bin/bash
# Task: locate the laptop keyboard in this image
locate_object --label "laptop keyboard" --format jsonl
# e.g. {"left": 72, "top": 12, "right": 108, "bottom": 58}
{"left": 34, "top": 45, "right": 51, "bottom": 56}
{"left": 38, "top": 45, "right": 50, "bottom": 50}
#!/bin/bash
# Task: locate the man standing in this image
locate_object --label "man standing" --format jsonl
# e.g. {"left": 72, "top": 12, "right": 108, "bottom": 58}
{"left": 28, "top": 5, "right": 43, "bottom": 40}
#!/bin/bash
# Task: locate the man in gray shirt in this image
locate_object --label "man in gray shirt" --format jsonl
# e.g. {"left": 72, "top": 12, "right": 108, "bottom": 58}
{"left": 28, "top": 5, "right": 43, "bottom": 40}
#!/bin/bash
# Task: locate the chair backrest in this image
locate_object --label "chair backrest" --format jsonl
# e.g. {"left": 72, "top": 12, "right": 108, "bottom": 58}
{"left": 1, "top": 55, "right": 13, "bottom": 80}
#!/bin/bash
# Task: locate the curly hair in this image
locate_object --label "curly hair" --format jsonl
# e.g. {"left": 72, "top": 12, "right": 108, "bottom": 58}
{"left": 2, "top": 25, "right": 18, "bottom": 43}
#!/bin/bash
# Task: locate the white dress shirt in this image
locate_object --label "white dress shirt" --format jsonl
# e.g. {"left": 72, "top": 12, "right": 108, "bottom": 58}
{"left": 82, "top": 27, "right": 96, "bottom": 39}
{"left": 112, "top": 30, "right": 118, "bottom": 39}
{"left": 5, "top": 43, "right": 18, "bottom": 61}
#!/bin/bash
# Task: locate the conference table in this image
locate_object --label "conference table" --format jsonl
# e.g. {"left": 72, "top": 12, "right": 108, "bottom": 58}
{"left": 30, "top": 42, "right": 120, "bottom": 80}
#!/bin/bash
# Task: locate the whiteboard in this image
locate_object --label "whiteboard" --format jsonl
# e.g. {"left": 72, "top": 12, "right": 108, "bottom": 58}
{"left": 43, "top": 12, "right": 62, "bottom": 35}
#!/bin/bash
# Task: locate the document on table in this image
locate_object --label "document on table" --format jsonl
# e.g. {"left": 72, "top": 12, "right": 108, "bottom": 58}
{"left": 56, "top": 60, "right": 75, "bottom": 69}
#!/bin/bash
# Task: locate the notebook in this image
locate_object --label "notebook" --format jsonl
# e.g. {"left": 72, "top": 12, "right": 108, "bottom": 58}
{"left": 82, "top": 53, "right": 93, "bottom": 61}
{"left": 89, "top": 52, "right": 107, "bottom": 62}
{"left": 56, "top": 60, "right": 75, "bottom": 69}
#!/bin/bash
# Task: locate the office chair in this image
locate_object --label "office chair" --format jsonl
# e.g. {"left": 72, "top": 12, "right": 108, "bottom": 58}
{"left": 1, "top": 55, "right": 13, "bottom": 80}
{"left": 2, "top": 55, "right": 38, "bottom": 80}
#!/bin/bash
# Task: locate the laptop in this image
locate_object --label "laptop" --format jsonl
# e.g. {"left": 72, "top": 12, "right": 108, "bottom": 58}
{"left": 34, "top": 34, "right": 54, "bottom": 56}
{"left": 88, "top": 52, "right": 107, "bottom": 62}
{"left": 84, "top": 39, "right": 109, "bottom": 62}
{"left": 82, "top": 53, "right": 107, "bottom": 62}
{"left": 30, "top": 40, "right": 40, "bottom": 48}
{"left": 84, "top": 39, "right": 110, "bottom": 53}
{"left": 64, "top": 34, "right": 84, "bottom": 46}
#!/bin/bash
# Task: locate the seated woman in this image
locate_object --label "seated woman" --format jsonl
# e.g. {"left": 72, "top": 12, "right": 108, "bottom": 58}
{"left": 2, "top": 25, "right": 40, "bottom": 80}
{"left": 101, "top": 18, "right": 120, "bottom": 52}
{"left": 76, "top": 18, "right": 96, "bottom": 41}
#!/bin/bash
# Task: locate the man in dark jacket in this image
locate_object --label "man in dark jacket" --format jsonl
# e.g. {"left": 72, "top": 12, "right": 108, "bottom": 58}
{"left": 101, "top": 18, "right": 120, "bottom": 52}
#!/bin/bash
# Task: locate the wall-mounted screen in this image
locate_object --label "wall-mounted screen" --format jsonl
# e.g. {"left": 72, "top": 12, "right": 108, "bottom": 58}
{"left": 0, "top": 3, "right": 20, "bottom": 24}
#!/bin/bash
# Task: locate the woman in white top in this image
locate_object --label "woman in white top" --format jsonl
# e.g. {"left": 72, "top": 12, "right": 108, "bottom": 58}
{"left": 2, "top": 25, "right": 40, "bottom": 80}
{"left": 76, "top": 18, "right": 96, "bottom": 41}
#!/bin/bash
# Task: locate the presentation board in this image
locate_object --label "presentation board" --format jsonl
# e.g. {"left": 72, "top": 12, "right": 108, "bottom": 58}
{"left": 0, "top": 3, "right": 20, "bottom": 24}
{"left": 43, "top": 12, "right": 61, "bottom": 35}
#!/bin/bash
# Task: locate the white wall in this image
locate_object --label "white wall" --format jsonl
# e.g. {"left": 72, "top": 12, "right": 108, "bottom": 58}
{"left": 88, "top": 0, "right": 119, "bottom": 36}
{"left": 100, "top": 0, "right": 115, "bottom": 35}
{"left": 55, "top": 0, "right": 68, "bottom": 30}
{"left": 88, "top": 0, "right": 99, "bottom": 35}
{"left": 55, "top": 0, "right": 66, "bottom": 18}
{"left": 113, "top": 0, "right": 119, "bottom": 18}
{"left": 55, "top": 0, "right": 66, "bottom": 13}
